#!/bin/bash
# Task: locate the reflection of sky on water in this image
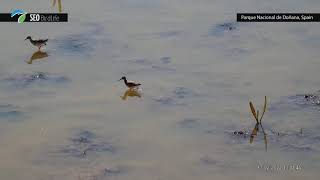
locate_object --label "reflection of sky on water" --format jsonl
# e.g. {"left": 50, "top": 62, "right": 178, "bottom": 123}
{"left": 0, "top": 0, "right": 320, "bottom": 179}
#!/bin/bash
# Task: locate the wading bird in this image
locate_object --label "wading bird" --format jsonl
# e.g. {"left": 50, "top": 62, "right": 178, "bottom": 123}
{"left": 25, "top": 36, "right": 48, "bottom": 50}
{"left": 119, "top": 76, "right": 141, "bottom": 89}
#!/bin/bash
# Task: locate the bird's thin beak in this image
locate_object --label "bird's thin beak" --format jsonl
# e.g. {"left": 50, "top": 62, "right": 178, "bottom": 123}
{"left": 118, "top": 79, "right": 122, "bottom": 81}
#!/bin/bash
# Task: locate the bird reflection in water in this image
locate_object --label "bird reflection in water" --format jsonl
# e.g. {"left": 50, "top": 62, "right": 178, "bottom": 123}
{"left": 26, "top": 50, "right": 48, "bottom": 64}
{"left": 121, "top": 89, "right": 141, "bottom": 100}
{"left": 52, "top": 0, "right": 62, "bottom": 12}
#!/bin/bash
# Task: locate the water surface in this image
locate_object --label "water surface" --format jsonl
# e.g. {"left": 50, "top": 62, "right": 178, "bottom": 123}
{"left": 0, "top": 0, "right": 320, "bottom": 179}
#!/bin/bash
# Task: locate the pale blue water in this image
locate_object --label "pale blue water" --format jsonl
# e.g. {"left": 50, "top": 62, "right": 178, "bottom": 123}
{"left": 0, "top": 0, "right": 319, "bottom": 179}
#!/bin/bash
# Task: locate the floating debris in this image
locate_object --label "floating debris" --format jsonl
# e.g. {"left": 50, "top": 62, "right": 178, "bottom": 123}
{"left": 304, "top": 94, "right": 320, "bottom": 105}
{"left": 267, "top": 92, "right": 320, "bottom": 131}
{"left": 270, "top": 92, "right": 320, "bottom": 112}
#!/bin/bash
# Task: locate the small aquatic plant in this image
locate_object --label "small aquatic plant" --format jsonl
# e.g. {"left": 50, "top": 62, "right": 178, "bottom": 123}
{"left": 249, "top": 96, "right": 267, "bottom": 124}
{"left": 249, "top": 96, "right": 268, "bottom": 151}
{"left": 52, "top": 0, "right": 62, "bottom": 12}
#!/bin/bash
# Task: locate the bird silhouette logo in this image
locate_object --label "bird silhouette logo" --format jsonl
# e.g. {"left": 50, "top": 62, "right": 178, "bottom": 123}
{"left": 11, "top": 9, "right": 27, "bottom": 23}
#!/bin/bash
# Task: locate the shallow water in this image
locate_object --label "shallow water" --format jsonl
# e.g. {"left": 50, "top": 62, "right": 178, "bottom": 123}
{"left": 0, "top": 0, "right": 320, "bottom": 179}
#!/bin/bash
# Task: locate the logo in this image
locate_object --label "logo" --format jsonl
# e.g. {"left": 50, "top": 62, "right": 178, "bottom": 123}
{"left": 11, "top": 9, "right": 27, "bottom": 23}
